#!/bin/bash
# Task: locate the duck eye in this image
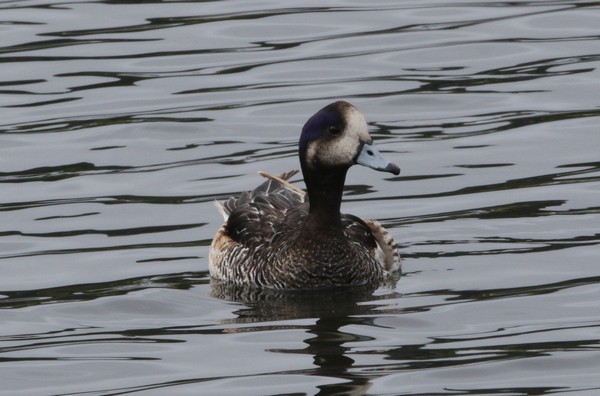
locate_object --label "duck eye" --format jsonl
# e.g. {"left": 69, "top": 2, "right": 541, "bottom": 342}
{"left": 328, "top": 125, "right": 341, "bottom": 136}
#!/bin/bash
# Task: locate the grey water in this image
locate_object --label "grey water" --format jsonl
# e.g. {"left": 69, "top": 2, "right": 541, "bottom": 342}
{"left": 1, "top": 1, "right": 600, "bottom": 395}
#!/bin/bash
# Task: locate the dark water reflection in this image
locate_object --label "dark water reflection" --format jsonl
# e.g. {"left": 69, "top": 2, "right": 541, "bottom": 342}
{"left": 2, "top": 0, "right": 600, "bottom": 395}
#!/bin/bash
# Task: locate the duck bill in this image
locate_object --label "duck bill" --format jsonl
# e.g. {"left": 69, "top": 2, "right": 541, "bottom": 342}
{"left": 355, "top": 142, "right": 400, "bottom": 175}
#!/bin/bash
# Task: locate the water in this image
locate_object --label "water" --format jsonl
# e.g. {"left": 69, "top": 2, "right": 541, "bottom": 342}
{"left": 1, "top": 0, "right": 600, "bottom": 394}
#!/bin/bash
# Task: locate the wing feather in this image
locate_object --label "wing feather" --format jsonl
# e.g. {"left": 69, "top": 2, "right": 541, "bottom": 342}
{"left": 221, "top": 170, "right": 307, "bottom": 247}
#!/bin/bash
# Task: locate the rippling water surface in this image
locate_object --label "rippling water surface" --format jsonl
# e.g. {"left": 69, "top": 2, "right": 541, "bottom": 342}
{"left": 2, "top": 1, "right": 600, "bottom": 395}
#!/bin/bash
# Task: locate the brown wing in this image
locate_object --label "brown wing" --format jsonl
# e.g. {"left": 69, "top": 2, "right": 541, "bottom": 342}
{"left": 223, "top": 171, "right": 307, "bottom": 247}
{"left": 342, "top": 214, "right": 401, "bottom": 273}
{"left": 341, "top": 214, "right": 378, "bottom": 250}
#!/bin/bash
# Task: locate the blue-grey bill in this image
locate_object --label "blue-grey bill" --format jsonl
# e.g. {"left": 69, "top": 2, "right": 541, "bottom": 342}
{"left": 356, "top": 142, "right": 400, "bottom": 175}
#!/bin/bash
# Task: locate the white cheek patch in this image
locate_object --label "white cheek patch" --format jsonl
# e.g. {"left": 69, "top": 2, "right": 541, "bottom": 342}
{"left": 326, "top": 135, "right": 359, "bottom": 165}
{"left": 345, "top": 107, "right": 371, "bottom": 142}
{"left": 304, "top": 105, "right": 372, "bottom": 168}
{"left": 306, "top": 138, "right": 358, "bottom": 168}
{"left": 305, "top": 141, "right": 319, "bottom": 167}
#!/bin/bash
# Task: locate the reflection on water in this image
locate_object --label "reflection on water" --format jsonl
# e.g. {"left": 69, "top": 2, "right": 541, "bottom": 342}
{"left": 2, "top": 0, "right": 600, "bottom": 395}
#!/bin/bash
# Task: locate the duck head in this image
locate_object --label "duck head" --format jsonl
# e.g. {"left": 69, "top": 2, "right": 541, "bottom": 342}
{"left": 299, "top": 101, "right": 400, "bottom": 175}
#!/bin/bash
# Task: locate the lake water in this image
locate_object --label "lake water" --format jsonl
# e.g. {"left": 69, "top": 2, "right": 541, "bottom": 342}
{"left": 1, "top": 1, "right": 600, "bottom": 395}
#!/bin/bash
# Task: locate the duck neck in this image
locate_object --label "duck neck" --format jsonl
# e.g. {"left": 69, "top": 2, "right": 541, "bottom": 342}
{"left": 302, "top": 165, "right": 349, "bottom": 230}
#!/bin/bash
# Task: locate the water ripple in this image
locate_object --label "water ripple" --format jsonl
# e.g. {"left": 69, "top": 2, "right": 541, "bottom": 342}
{"left": 1, "top": 1, "right": 600, "bottom": 395}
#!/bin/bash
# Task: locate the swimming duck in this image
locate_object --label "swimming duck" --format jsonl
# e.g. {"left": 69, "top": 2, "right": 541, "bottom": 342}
{"left": 209, "top": 101, "right": 401, "bottom": 289}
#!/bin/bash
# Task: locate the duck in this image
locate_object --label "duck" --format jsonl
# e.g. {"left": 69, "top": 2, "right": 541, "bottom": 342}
{"left": 209, "top": 101, "right": 401, "bottom": 289}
